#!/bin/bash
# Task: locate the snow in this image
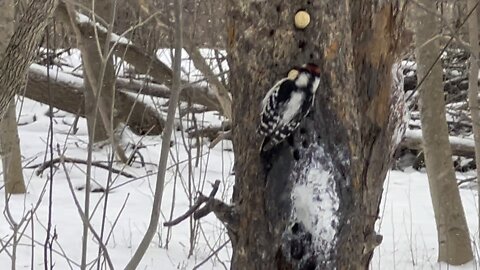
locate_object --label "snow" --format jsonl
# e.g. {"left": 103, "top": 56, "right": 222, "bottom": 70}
{"left": 372, "top": 169, "right": 479, "bottom": 270}
{"left": 2, "top": 55, "right": 480, "bottom": 269}
{"left": 1, "top": 98, "right": 480, "bottom": 269}
{"left": 292, "top": 167, "right": 338, "bottom": 245}
{"left": 76, "top": 12, "right": 132, "bottom": 45}
{"left": 289, "top": 143, "right": 341, "bottom": 266}
{"left": 407, "top": 129, "right": 476, "bottom": 149}
{"left": 30, "top": 63, "right": 84, "bottom": 89}
{"left": 0, "top": 98, "right": 233, "bottom": 269}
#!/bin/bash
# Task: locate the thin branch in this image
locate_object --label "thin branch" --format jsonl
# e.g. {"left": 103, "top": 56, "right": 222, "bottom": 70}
{"left": 163, "top": 180, "right": 220, "bottom": 226}
{"left": 124, "top": 0, "right": 184, "bottom": 268}
{"left": 192, "top": 240, "right": 230, "bottom": 270}
{"left": 29, "top": 157, "right": 136, "bottom": 178}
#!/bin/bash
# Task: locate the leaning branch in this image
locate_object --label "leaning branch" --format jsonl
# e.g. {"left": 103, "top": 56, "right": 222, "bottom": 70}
{"left": 164, "top": 180, "right": 221, "bottom": 226}
{"left": 28, "top": 157, "right": 136, "bottom": 178}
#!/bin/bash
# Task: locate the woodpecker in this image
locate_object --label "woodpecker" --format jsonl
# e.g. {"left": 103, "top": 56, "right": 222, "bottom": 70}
{"left": 258, "top": 63, "right": 321, "bottom": 152}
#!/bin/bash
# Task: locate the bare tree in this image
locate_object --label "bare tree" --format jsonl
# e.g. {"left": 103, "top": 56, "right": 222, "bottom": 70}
{"left": 467, "top": 0, "right": 480, "bottom": 239}
{"left": 415, "top": 0, "right": 473, "bottom": 264}
{"left": 0, "top": 0, "right": 25, "bottom": 194}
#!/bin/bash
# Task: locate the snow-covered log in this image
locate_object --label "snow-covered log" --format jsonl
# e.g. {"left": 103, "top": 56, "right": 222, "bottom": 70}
{"left": 402, "top": 129, "right": 476, "bottom": 158}
{"left": 26, "top": 64, "right": 165, "bottom": 135}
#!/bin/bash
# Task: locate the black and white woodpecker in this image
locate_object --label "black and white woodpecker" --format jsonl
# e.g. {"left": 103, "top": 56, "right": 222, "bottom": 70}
{"left": 257, "top": 63, "right": 321, "bottom": 152}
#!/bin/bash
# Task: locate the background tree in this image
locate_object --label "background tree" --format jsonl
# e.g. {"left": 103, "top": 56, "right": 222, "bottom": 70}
{"left": 226, "top": 0, "right": 406, "bottom": 268}
{"left": 414, "top": 0, "right": 473, "bottom": 264}
{"left": 0, "top": 0, "right": 26, "bottom": 194}
{"left": 0, "top": 0, "right": 58, "bottom": 118}
{"left": 79, "top": 0, "right": 119, "bottom": 143}
{"left": 467, "top": 0, "right": 480, "bottom": 239}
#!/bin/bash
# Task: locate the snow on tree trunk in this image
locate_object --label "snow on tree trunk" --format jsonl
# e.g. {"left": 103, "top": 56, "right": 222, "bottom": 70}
{"left": 227, "top": 0, "right": 406, "bottom": 269}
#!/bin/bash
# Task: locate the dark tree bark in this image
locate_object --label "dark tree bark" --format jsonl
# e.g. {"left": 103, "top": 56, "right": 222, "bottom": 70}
{"left": 0, "top": 0, "right": 58, "bottom": 119}
{"left": 227, "top": 0, "right": 406, "bottom": 269}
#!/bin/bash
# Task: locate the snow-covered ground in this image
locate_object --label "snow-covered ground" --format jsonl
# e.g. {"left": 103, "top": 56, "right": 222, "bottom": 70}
{"left": 0, "top": 98, "right": 233, "bottom": 269}
{"left": 0, "top": 50, "right": 479, "bottom": 269}
{"left": 372, "top": 169, "right": 479, "bottom": 270}
{"left": 1, "top": 97, "right": 479, "bottom": 269}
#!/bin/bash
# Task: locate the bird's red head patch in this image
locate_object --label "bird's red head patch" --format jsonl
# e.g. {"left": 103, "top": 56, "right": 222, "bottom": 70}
{"left": 304, "top": 63, "right": 321, "bottom": 76}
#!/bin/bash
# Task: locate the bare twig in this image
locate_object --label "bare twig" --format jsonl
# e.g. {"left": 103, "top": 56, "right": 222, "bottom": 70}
{"left": 29, "top": 157, "right": 136, "bottom": 178}
{"left": 192, "top": 240, "right": 230, "bottom": 270}
{"left": 209, "top": 131, "right": 232, "bottom": 149}
{"left": 164, "top": 180, "right": 220, "bottom": 226}
{"left": 124, "top": 0, "right": 184, "bottom": 268}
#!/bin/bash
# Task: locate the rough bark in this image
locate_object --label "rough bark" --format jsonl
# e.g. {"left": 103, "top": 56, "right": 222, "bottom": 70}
{"left": 467, "top": 0, "right": 480, "bottom": 240}
{"left": 0, "top": 0, "right": 58, "bottom": 119}
{"left": 227, "top": 0, "right": 405, "bottom": 269}
{"left": 0, "top": 0, "right": 26, "bottom": 194}
{"left": 26, "top": 66, "right": 164, "bottom": 136}
{"left": 415, "top": 0, "right": 473, "bottom": 264}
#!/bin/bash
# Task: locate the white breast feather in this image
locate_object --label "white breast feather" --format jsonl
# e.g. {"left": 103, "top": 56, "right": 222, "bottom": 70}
{"left": 280, "top": 92, "right": 304, "bottom": 126}
{"left": 295, "top": 73, "right": 309, "bottom": 88}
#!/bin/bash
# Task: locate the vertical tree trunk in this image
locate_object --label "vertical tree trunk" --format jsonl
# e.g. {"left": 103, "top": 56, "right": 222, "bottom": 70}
{"left": 0, "top": 0, "right": 26, "bottom": 194}
{"left": 0, "top": 0, "right": 58, "bottom": 119}
{"left": 81, "top": 1, "right": 117, "bottom": 143}
{"left": 227, "top": 0, "right": 405, "bottom": 269}
{"left": 0, "top": 103, "right": 25, "bottom": 194}
{"left": 467, "top": 0, "right": 480, "bottom": 242}
{"left": 415, "top": 0, "right": 473, "bottom": 265}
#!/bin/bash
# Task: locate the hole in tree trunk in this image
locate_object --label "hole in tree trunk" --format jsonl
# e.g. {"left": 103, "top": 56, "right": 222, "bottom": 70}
{"left": 293, "top": 149, "right": 300, "bottom": 160}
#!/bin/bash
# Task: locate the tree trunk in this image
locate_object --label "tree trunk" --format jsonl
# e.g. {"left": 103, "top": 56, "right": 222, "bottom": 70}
{"left": 0, "top": 101, "right": 25, "bottom": 194}
{"left": 81, "top": 1, "right": 118, "bottom": 143}
{"left": 415, "top": 0, "right": 473, "bottom": 265}
{"left": 63, "top": 3, "right": 128, "bottom": 163}
{"left": 0, "top": 0, "right": 26, "bottom": 194}
{"left": 0, "top": 0, "right": 58, "bottom": 119}
{"left": 227, "top": 1, "right": 406, "bottom": 269}
{"left": 467, "top": 0, "right": 480, "bottom": 241}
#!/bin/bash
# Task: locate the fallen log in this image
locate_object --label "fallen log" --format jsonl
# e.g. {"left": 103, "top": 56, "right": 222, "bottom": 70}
{"left": 26, "top": 64, "right": 164, "bottom": 135}
{"left": 401, "top": 129, "right": 475, "bottom": 158}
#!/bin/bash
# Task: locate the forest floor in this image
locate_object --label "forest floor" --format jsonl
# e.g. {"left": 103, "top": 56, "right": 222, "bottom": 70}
{"left": 0, "top": 98, "right": 478, "bottom": 269}
{"left": 0, "top": 50, "right": 479, "bottom": 269}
